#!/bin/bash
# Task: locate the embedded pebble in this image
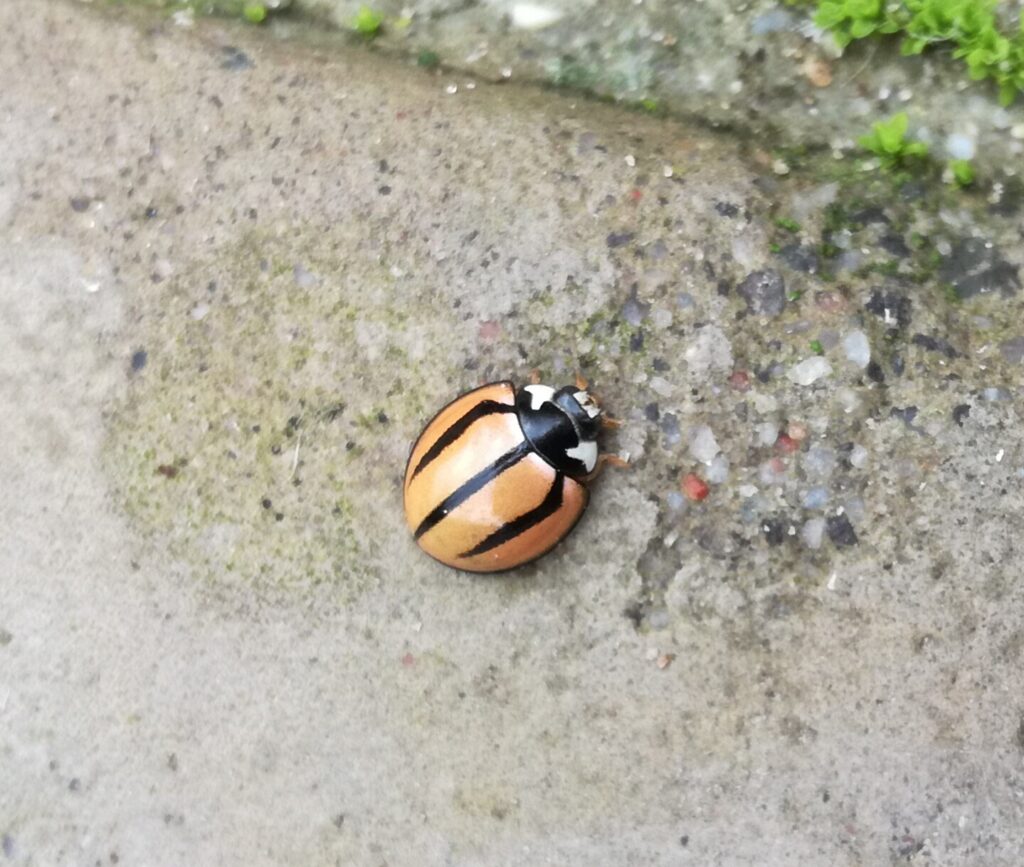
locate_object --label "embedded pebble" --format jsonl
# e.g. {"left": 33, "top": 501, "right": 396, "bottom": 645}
{"left": 849, "top": 444, "right": 869, "bottom": 468}
{"left": 945, "top": 133, "right": 976, "bottom": 161}
{"left": 843, "top": 498, "right": 866, "bottom": 523}
{"left": 842, "top": 329, "right": 871, "bottom": 368}
{"left": 999, "top": 336, "right": 1024, "bottom": 364}
{"left": 787, "top": 356, "right": 833, "bottom": 385}
{"left": 511, "top": 3, "right": 563, "bottom": 29}
{"left": 759, "top": 458, "right": 788, "bottom": 485}
{"left": 621, "top": 291, "right": 650, "bottom": 326}
{"left": 801, "top": 518, "right": 826, "bottom": 550}
{"left": 802, "top": 487, "right": 830, "bottom": 510}
{"left": 756, "top": 421, "right": 779, "bottom": 447}
{"left": 684, "top": 325, "right": 733, "bottom": 379}
{"left": 803, "top": 446, "right": 836, "bottom": 479}
{"left": 688, "top": 425, "right": 720, "bottom": 465}
{"left": 707, "top": 454, "right": 730, "bottom": 484}
{"left": 826, "top": 513, "right": 858, "bottom": 547}
{"left": 293, "top": 264, "right": 318, "bottom": 288}
{"left": 650, "top": 376, "right": 674, "bottom": 397}
{"left": 737, "top": 269, "right": 786, "bottom": 317}
{"left": 660, "top": 412, "right": 681, "bottom": 446}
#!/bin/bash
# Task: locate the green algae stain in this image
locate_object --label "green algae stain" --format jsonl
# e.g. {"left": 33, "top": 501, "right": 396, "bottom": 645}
{"left": 104, "top": 231, "right": 461, "bottom": 601}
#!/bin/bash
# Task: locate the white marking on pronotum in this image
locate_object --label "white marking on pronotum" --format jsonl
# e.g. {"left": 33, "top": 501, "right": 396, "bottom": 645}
{"left": 566, "top": 440, "right": 597, "bottom": 472}
{"left": 573, "top": 390, "right": 601, "bottom": 418}
{"left": 524, "top": 384, "right": 555, "bottom": 410}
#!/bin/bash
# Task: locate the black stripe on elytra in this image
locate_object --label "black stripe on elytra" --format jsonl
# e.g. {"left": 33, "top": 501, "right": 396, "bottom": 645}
{"left": 414, "top": 440, "right": 531, "bottom": 541}
{"left": 459, "top": 472, "right": 564, "bottom": 559}
{"left": 410, "top": 400, "right": 515, "bottom": 480}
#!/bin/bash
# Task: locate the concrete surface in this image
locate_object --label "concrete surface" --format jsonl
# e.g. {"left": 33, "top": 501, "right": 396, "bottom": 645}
{"left": 1, "top": 1, "right": 1023, "bottom": 865}
{"left": 225, "top": 0, "right": 1024, "bottom": 176}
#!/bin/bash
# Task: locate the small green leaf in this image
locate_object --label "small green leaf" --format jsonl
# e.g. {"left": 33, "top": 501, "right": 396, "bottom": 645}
{"left": 809, "top": 339, "right": 825, "bottom": 355}
{"left": 353, "top": 5, "right": 383, "bottom": 35}
{"left": 242, "top": 3, "right": 266, "bottom": 24}
{"left": 949, "top": 159, "right": 974, "bottom": 185}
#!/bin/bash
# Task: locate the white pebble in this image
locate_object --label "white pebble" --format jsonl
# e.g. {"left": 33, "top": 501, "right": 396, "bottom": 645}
{"left": 738, "top": 484, "right": 758, "bottom": 498}
{"left": 625, "top": 154, "right": 636, "bottom": 167}
{"left": 849, "top": 443, "right": 869, "bottom": 468}
{"left": 190, "top": 302, "right": 209, "bottom": 320}
{"left": 945, "top": 133, "right": 976, "bottom": 161}
{"left": 804, "top": 446, "right": 836, "bottom": 478}
{"left": 650, "top": 376, "right": 674, "bottom": 397}
{"left": 707, "top": 454, "right": 730, "bottom": 484}
{"left": 842, "top": 329, "right": 871, "bottom": 368}
{"left": 801, "top": 518, "right": 826, "bottom": 550}
{"left": 511, "top": 3, "right": 563, "bottom": 29}
{"left": 756, "top": 421, "right": 779, "bottom": 447}
{"left": 689, "top": 425, "right": 720, "bottom": 465}
{"left": 787, "top": 356, "right": 832, "bottom": 385}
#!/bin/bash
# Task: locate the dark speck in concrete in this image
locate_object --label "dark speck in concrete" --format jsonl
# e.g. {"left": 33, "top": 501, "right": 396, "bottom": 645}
{"left": 606, "top": 231, "right": 634, "bottom": 248}
{"left": 0, "top": 627, "right": 11, "bottom": 646}
{"left": 737, "top": 269, "right": 786, "bottom": 317}
{"left": 865, "top": 288, "right": 912, "bottom": 329}
{"left": 878, "top": 232, "right": 910, "bottom": 258}
{"left": 130, "top": 349, "right": 148, "bottom": 372}
{"left": 999, "top": 336, "right": 1024, "bottom": 364}
{"left": 912, "top": 333, "right": 959, "bottom": 358}
{"left": 940, "top": 238, "right": 1021, "bottom": 299}
{"left": 952, "top": 404, "right": 971, "bottom": 426}
{"left": 629, "top": 330, "right": 644, "bottom": 351}
{"left": 377, "top": 411, "right": 389, "bottom": 424}
{"left": 2, "top": 834, "right": 14, "bottom": 858}
{"left": 644, "top": 402, "right": 660, "bottom": 422}
{"left": 890, "top": 406, "right": 919, "bottom": 428}
{"left": 69, "top": 196, "right": 90, "bottom": 212}
{"left": 761, "top": 518, "right": 786, "bottom": 546}
{"left": 378, "top": 185, "right": 392, "bottom": 195}
{"left": 220, "top": 47, "right": 254, "bottom": 71}
{"left": 776, "top": 243, "right": 819, "bottom": 274}
{"left": 714, "top": 201, "right": 739, "bottom": 218}
{"left": 827, "top": 514, "right": 858, "bottom": 547}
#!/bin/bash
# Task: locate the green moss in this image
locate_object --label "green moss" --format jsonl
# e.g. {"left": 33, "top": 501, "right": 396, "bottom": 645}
{"left": 417, "top": 50, "right": 441, "bottom": 69}
{"left": 813, "top": 0, "right": 1024, "bottom": 106}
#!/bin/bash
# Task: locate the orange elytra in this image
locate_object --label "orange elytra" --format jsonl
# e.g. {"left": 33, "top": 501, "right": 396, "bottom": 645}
{"left": 403, "top": 379, "right": 621, "bottom": 572}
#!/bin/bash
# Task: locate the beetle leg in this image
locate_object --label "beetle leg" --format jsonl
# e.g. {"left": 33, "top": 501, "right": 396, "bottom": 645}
{"left": 528, "top": 368, "right": 542, "bottom": 385}
{"left": 575, "top": 371, "right": 589, "bottom": 390}
{"left": 582, "top": 452, "right": 631, "bottom": 482}
{"left": 600, "top": 415, "right": 624, "bottom": 429}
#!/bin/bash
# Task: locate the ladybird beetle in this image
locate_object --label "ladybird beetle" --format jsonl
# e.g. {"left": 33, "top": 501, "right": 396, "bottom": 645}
{"left": 404, "top": 377, "right": 623, "bottom": 572}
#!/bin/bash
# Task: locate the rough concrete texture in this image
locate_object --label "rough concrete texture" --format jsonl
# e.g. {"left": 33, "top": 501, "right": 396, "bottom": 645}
{"left": 2, "top": 1, "right": 1024, "bottom": 865}
{"left": 274, "top": 0, "right": 1024, "bottom": 176}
